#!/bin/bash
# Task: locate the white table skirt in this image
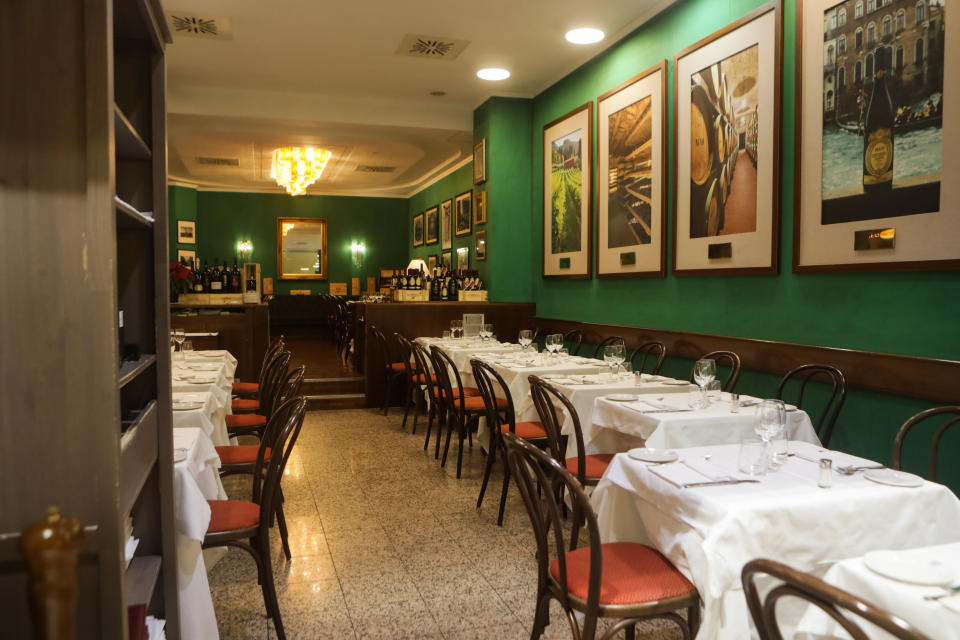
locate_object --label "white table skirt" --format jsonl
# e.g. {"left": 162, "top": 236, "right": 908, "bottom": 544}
{"left": 173, "top": 428, "right": 226, "bottom": 640}
{"left": 181, "top": 350, "right": 237, "bottom": 381}
{"left": 795, "top": 542, "right": 960, "bottom": 640}
{"left": 415, "top": 337, "right": 521, "bottom": 373}
{"left": 585, "top": 393, "right": 820, "bottom": 455}
{"left": 172, "top": 391, "right": 229, "bottom": 447}
{"left": 591, "top": 441, "right": 960, "bottom": 639}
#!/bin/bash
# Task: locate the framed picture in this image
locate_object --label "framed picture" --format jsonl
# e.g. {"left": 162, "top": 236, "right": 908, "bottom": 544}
{"left": 177, "top": 220, "right": 196, "bottom": 244}
{"left": 455, "top": 190, "right": 473, "bottom": 236}
{"left": 425, "top": 205, "right": 439, "bottom": 245}
{"left": 475, "top": 230, "right": 487, "bottom": 261}
{"left": 440, "top": 199, "right": 453, "bottom": 249}
{"left": 794, "top": 0, "right": 957, "bottom": 272}
{"left": 543, "top": 102, "right": 593, "bottom": 278}
{"left": 597, "top": 61, "right": 668, "bottom": 278}
{"left": 673, "top": 1, "right": 782, "bottom": 275}
{"left": 441, "top": 251, "right": 452, "bottom": 268}
{"left": 474, "top": 191, "right": 487, "bottom": 225}
{"left": 457, "top": 247, "right": 469, "bottom": 271}
{"left": 427, "top": 254, "right": 438, "bottom": 270}
{"left": 473, "top": 138, "right": 487, "bottom": 184}
{"left": 177, "top": 249, "right": 196, "bottom": 265}
{"left": 412, "top": 213, "right": 424, "bottom": 247}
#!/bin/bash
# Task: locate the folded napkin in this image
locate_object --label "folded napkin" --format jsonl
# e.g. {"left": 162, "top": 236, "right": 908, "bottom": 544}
{"left": 625, "top": 398, "right": 688, "bottom": 413}
{"left": 793, "top": 449, "right": 883, "bottom": 470}
{"left": 649, "top": 457, "right": 749, "bottom": 488}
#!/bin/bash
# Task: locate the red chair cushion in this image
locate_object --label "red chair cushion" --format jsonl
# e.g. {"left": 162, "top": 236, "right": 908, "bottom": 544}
{"left": 232, "top": 398, "right": 259, "bottom": 411}
{"left": 207, "top": 500, "right": 260, "bottom": 533}
{"left": 565, "top": 453, "right": 616, "bottom": 480}
{"left": 550, "top": 542, "right": 695, "bottom": 605}
{"left": 464, "top": 395, "right": 508, "bottom": 411}
{"left": 390, "top": 362, "right": 408, "bottom": 371}
{"left": 215, "top": 445, "right": 271, "bottom": 465}
{"left": 232, "top": 381, "right": 259, "bottom": 394}
{"left": 225, "top": 413, "right": 266, "bottom": 428}
{"left": 413, "top": 372, "right": 437, "bottom": 384}
{"left": 448, "top": 387, "right": 481, "bottom": 398}
{"left": 499, "top": 421, "right": 547, "bottom": 439}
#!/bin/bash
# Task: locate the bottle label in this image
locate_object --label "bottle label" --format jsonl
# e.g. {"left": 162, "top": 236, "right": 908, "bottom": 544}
{"left": 194, "top": 283, "right": 203, "bottom": 292}
{"left": 864, "top": 128, "right": 893, "bottom": 184}
{"left": 211, "top": 281, "right": 222, "bottom": 291}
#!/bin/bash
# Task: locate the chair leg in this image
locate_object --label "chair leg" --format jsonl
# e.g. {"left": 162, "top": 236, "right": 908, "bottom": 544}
{"left": 440, "top": 420, "right": 454, "bottom": 467}
{"left": 257, "top": 534, "right": 285, "bottom": 640}
{"left": 456, "top": 427, "right": 465, "bottom": 479}
{"left": 625, "top": 625, "right": 636, "bottom": 640}
{"left": 530, "top": 592, "right": 550, "bottom": 640}
{"left": 381, "top": 372, "right": 391, "bottom": 416}
{"left": 423, "top": 406, "right": 435, "bottom": 451}
{"left": 496, "top": 460, "right": 511, "bottom": 526}
{"left": 411, "top": 389, "right": 422, "bottom": 435}
{"left": 476, "top": 440, "right": 497, "bottom": 509}
{"left": 400, "top": 377, "right": 412, "bottom": 430}
{"left": 435, "top": 410, "right": 446, "bottom": 460}
{"left": 276, "top": 504, "right": 291, "bottom": 560}
{"left": 688, "top": 603, "right": 701, "bottom": 636}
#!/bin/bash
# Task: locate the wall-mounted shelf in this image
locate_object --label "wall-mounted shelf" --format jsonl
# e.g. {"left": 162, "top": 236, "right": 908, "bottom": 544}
{"left": 115, "top": 196, "right": 154, "bottom": 230}
{"left": 114, "top": 104, "right": 152, "bottom": 160}
{"left": 119, "top": 354, "right": 157, "bottom": 388}
{"left": 124, "top": 555, "right": 162, "bottom": 607}
{"left": 119, "top": 401, "right": 158, "bottom": 515}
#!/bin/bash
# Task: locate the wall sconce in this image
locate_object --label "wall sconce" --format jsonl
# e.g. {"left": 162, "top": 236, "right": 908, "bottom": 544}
{"left": 237, "top": 240, "right": 253, "bottom": 261}
{"left": 350, "top": 241, "right": 366, "bottom": 268}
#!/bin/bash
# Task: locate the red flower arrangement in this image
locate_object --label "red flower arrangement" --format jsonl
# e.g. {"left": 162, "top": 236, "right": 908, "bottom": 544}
{"left": 169, "top": 261, "right": 195, "bottom": 296}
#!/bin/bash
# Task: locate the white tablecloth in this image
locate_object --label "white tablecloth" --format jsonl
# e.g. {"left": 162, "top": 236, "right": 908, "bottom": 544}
{"left": 181, "top": 350, "right": 237, "bottom": 381}
{"left": 415, "top": 337, "right": 521, "bottom": 373}
{"left": 586, "top": 393, "right": 820, "bottom": 455}
{"left": 591, "top": 441, "right": 960, "bottom": 639}
{"left": 172, "top": 391, "right": 229, "bottom": 447}
{"left": 173, "top": 428, "right": 226, "bottom": 640}
{"left": 795, "top": 542, "right": 960, "bottom": 640}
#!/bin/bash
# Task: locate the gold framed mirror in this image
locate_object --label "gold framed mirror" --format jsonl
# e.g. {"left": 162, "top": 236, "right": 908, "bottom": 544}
{"left": 277, "top": 217, "right": 328, "bottom": 280}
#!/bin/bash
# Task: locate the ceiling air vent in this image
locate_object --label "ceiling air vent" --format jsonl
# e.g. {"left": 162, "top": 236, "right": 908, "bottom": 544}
{"left": 395, "top": 34, "right": 469, "bottom": 60}
{"left": 167, "top": 12, "right": 234, "bottom": 40}
{"left": 196, "top": 156, "right": 240, "bottom": 166}
{"left": 355, "top": 165, "right": 396, "bottom": 173}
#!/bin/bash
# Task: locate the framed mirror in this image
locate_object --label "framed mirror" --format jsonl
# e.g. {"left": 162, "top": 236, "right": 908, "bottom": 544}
{"left": 277, "top": 217, "right": 328, "bottom": 280}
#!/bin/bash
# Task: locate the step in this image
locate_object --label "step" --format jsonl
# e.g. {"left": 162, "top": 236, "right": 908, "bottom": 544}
{"left": 306, "top": 393, "right": 366, "bottom": 410}
{"left": 302, "top": 376, "right": 364, "bottom": 396}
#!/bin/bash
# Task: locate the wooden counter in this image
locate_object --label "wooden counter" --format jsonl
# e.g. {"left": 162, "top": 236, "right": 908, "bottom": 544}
{"left": 355, "top": 301, "right": 535, "bottom": 408}
{"left": 170, "top": 304, "right": 270, "bottom": 381}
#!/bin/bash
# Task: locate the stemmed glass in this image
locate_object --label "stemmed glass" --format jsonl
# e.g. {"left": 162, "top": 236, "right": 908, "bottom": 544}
{"left": 173, "top": 328, "right": 186, "bottom": 360}
{"left": 603, "top": 344, "right": 624, "bottom": 376}
{"left": 450, "top": 320, "right": 463, "bottom": 339}
{"left": 518, "top": 329, "right": 533, "bottom": 350}
{"left": 756, "top": 399, "right": 786, "bottom": 468}
{"left": 479, "top": 324, "right": 493, "bottom": 342}
{"left": 545, "top": 334, "right": 563, "bottom": 358}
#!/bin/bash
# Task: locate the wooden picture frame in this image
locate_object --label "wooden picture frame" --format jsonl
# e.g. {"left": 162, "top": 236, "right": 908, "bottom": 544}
{"left": 277, "top": 217, "right": 328, "bottom": 280}
{"left": 455, "top": 190, "right": 473, "bottom": 237}
{"left": 427, "top": 254, "right": 438, "bottom": 270}
{"left": 425, "top": 205, "right": 439, "bottom": 245}
{"left": 412, "top": 213, "right": 424, "bottom": 247}
{"left": 794, "top": 0, "right": 956, "bottom": 272}
{"left": 473, "top": 138, "right": 487, "bottom": 184}
{"left": 456, "top": 247, "right": 469, "bottom": 271}
{"left": 672, "top": 1, "right": 782, "bottom": 276}
{"left": 543, "top": 102, "right": 593, "bottom": 278}
{"left": 440, "top": 199, "right": 453, "bottom": 250}
{"left": 597, "top": 61, "right": 668, "bottom": 278}
{"left": 177, "top": 249, "right": 196, "bottom": 265}
{"left": 177, "top": 219, "right": 196, "bottom": 244}
{"left": 475, "top": 230, "right": 487, "bottom": 261}
{"left": 441, "top": 251, "right": 452, "bottom": 268}
{"left": 474, "top": 191, "right": 487, "bottom": 225}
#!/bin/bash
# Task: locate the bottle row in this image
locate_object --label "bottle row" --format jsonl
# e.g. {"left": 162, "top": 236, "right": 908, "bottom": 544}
{"left": 390, "top": 267, "right": 484, "bottom": 301}
{"left": 178, "top": 257, "right": 250, "bottom": 294}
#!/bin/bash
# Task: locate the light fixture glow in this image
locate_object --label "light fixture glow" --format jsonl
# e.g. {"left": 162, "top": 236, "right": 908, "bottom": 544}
{"left": 236, "top": 240, "right": 252, "bottom": 260}
{"left": 270, "top": 146, "right": 332, "bottom": 196}
{"left": 477, "top": 68, "right": 511, "bottom": 81}
{"left": 350, "top": 242, "right": 366, "bottom": 268}
{"left": 565, "top": 28, "right": 605, "bottom": 44}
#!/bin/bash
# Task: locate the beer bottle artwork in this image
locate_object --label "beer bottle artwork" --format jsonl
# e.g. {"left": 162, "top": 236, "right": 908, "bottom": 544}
{"left": 863, "top": 48, "right": 894, "bottom": 192}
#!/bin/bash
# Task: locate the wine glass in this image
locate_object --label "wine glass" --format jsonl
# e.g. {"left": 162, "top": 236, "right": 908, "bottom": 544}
{"left": 756, "top": 399, "right": 786, "bottom": 468}
{"left": 173, "top": 328, "right": 186, "bottom": 360}
{"left": 545, "top": 334, "right": 562, "bottom": 357}
{"left": 602, "top": 345, "right": 619, "bottom": 377}
{"left": 610, "top": 344, "right": 625, "bottom": 371}
{"left": 450, "top": 320, "right": 463, "bottom": 339}
{"left": 482, "top": 324, "right": 494, "bottom": 342}
{"left": 693, "top": 359, "right": 716, "bottom": 391}
{"left": 518, "top": 329, "right": 533, "bottom": 350}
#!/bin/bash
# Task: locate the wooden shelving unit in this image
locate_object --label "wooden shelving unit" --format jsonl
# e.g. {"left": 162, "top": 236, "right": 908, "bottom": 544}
{"left": 0, "top": 1, "right": 177, "bottom": 638}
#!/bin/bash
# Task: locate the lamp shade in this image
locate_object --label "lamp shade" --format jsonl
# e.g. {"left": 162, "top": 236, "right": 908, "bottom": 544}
{"left": 406, "top": 258, "right": 428, "bottom": 273}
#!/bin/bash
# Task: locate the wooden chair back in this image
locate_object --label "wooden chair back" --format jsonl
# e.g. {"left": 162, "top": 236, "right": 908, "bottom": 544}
{"left": 410, "top": 341, "right": 441, "bottom": 407}
{"left": 893, "top": 406, "right": 960, "bottom": 481}
{"left": 394, "top": 334, "right": 417, "bottom": 378}
{"left": 258, "top": 350, "right": 292, "bottom": 419}
{"left": 592, "top": 335, "right": 626, "bottom": 359}
{"left": 562, "top": 329, "right": 584, "bottom": 355}
{"left": 689, "top": 350, "right": 741, "bottom": 392}
{"left": 252, "top": 397, "right": 308, "bottom": 519}
{"left": 742, "top": 558, "right": 932, "bottom": 640}
{"left": 528, "top": 376, "right": 586, "bottom": 488}
{"left": 277, "top": 365, "right": 306, "bottom": 407}
{"left": 429, "top": 346, "right": 468, "bottom": 418}
{"left": 777, "top": 364, "right": 846, "bottom": 446}
{"left": 470, "top": 358, "right": 515, "bottom": 434}
{"left": 629, "top": 341, "right": 666, "bottom": 375}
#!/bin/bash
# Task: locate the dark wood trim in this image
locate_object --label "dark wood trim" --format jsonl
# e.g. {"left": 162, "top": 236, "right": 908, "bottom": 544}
{"left": 671, "top": 0, "right": 782, "bottom": 277}
{"left": 542, "top": 101, "right": 593, "bottom": 280}
{"left": 277, "top": 216, "right": 328, "bottom": 280}
{"left": 596, "top": 60, "right": 668, "bottom": 279}
{"left": 534, "top": 316, "right": 960, "bottom": 404}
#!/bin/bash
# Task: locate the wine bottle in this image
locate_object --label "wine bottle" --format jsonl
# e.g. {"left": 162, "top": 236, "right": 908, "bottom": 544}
{"left": 231, "top": 259, "right": 241, "bottom": 293}
{"left": 440, "top": 279, "right": 448, "bottom": 300}
{"left": 201, "top": 261, "right": 211, "bottom": 292}
{"left": 209, "top": 259, "right": 223, "bottom": 292}
{"left": 391, "top": 270, "right": 397, "bottom": 290}
{"left": 193, "top": 258, "right": 204, "bottom": 293}
{"left": 863, "top": 48, "right": 894, "bottom": 193}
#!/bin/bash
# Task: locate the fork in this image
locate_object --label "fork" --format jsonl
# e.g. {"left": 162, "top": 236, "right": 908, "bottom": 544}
{"left": 924, "top": 584, "right": 960, "bottom": 600}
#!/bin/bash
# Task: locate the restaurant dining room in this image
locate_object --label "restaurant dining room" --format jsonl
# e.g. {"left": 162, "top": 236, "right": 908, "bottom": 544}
{"left": 4, "top": 0, "right": 960, "bottom": 638}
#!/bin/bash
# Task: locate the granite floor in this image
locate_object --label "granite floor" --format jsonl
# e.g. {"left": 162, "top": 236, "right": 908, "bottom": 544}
{"left": 210, "top": 407, "right": 685, "bottom": 640}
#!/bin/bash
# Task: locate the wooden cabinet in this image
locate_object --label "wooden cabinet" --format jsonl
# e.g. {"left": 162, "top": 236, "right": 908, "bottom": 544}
{"left": 171, "top": 305, "right": 271, "bottom": 382}
{"left": 0, "top": 0, "right": 178, "bottom": 638}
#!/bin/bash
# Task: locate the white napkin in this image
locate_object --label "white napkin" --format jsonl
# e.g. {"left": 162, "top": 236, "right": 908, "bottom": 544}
{"left": 942, "top": 593, "right": 960, "bottom": 616}
{"left": 649, "top": 457, "right": 747, "bottom": 488}
{"left": 793, "top": 449, "right": 883, "bottom": 470}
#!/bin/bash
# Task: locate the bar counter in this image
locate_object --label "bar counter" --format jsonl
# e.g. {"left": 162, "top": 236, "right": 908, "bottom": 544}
{"left": 170, "top": 303, "right": 270, "bottom": 382}
{"left": 355, "top": 301, "right": 535, "bottom": 407}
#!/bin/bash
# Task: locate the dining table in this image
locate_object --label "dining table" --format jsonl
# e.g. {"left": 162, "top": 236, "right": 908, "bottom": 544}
{"left": 591, "top": 441, "right": 960, "bottom": 639}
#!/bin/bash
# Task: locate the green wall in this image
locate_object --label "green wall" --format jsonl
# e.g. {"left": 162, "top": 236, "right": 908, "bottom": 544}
{"left": 407, "top": 163, "right": 479, "bottom": 279}
{"left": 169, "top": 185, "right": 197, "bottom": 263}
{"left": 519, "top": 0, "right": 960, "bottom": 483}
{"left": 168, "top": 186, "right": 408, "bottom": 295}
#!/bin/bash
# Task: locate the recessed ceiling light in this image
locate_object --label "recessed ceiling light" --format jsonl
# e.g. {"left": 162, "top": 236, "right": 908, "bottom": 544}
{"left": 565, "top": 28, "right": 605, "bottom": 45}
{"left": 477, "top": 68, "right": 510, "bottom": 81}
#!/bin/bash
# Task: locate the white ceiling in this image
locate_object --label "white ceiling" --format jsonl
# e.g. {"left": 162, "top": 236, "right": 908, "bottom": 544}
{"left": 166, "top": 0, "right": 678, "bottom": 197}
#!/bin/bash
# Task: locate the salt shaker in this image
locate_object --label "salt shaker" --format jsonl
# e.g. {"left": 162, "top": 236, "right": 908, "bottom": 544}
{"left": 730, "top": 393, "right": 740, "bottom": 413}
{"left": 818, "top": 458, "right": 833, "bottom": 488}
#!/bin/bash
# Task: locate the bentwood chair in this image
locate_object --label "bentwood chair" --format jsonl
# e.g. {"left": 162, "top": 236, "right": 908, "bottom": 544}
{"left": 394, "top": 334, "right": 421, "bottom": 431}
{"left": 233, "top": 335, "right": 285, "bottom": 397}
{"left": 504, "top": 433, "right": 700, "bottom": 640}
{"left": 232, "top": 344, "right": 288, "bottom": 413}
{"left": 411, "top": 341, "right": 443, "bottom": 451}
{"left": 562, "top": 329, "right": 584, "bottom": 355}
{"left": 892, "top": 406, "right": 960, "bottom": 481}
{"left": 592, "top": 336, "right": 626, "bottom": 359}
{"left": 628, "top": 341, "right": 666, "bottom": 375}
{"left": 203, "top": 397, "right": 308, "bottom": 640}
{"left": 430, "top": 346, "right": 484, "bottom": 478}
{"left": 688, "top": 350, "right": 741, "bottom": 392}
{"left": 777, "top": 364, "right": 847, "bottom": 446}
{"left": 371, "top": 326, "right": 408, "bottom": 416}
{"left": 471, "top": 359, "right": 548, "bottom": 525}
{"left": 742, "top": 558, "right": 931, "bottom": 640}
{"left": 226, "top": 350, "right": 291, "bottom": 441}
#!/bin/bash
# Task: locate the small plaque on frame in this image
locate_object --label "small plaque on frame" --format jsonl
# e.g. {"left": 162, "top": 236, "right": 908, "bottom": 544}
{"left": 619, "top": 252, "right": 636, "bottom": 266}
{"left": 559, "top": 257, "right": 571, "bottom": 269}
{"left": 854, "top": 228, "right": 895, "bottom": 251}
{"left": 708, "top": 243, "right": 733, "bottom": 259}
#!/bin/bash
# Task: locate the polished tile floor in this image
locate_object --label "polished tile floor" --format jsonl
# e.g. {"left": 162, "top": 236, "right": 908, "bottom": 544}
{"left": 211, "top": 408, "right": 683, "bottom": 639}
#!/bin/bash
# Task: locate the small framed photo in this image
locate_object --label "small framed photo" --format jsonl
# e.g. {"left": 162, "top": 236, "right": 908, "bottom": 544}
{"left": 455, "top": 190, "right": 473, "bottom": 236}
{"left": 177, "top": 249, "right": 196, "bottom": 265}
{"left": 412, "top": 213, "right": 424, "bottom": 247}
{"left": 474, "top": 191, "right": 486, "bottom": 225}
{"left": 177, "top": 220, "right": 196, "bottom": 244}
{"left": 475, "top": 230, "right": 487, "bottom": 261}
{"left": 441, "top": 251, "right": 452, "bottom": 268}
{"left": 473, "top": 138, "right": 487, "bottom": 184}
{"left": 457, "top": 247, "right": 469, "bottom": 271}
{"left": 427, "top": 254, "right": 438, "bottom": 270}
{"left": 441, "top": 199, "right": 453, "bottom": 249}
{"left": 425, "top": 206, "right": 439, "bottom": 244}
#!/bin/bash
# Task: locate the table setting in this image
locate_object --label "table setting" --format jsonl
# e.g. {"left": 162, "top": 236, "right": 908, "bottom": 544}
{"left": 171, "top": 390, "right": 230, "bottom": 447}
{"left": 591, "top": 440, "right": 960, "bottom": 639}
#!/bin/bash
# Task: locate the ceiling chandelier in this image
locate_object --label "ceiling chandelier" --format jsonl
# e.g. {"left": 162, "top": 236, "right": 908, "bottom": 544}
{"left": 270, "top": 146, "right": 332, "bottom": 196}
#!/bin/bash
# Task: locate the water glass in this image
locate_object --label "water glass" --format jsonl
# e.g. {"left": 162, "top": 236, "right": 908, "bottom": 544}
{"left": 619, "top": 361, "right": 633, "bottom": 381}
{"left": 693, "top": 358, "right": 716, "bottom": 390}
{"left": 558, "top": 347, "right": 569, "bottom": 357}
{"left": 738, "top": 436, "right": 769, "bottom": 476}
{"left": 518, "top": 329, "right": 533, "bottom": 349}
{"left": 771, "top": 425, "right": 789, "bottom": 468}
{"left": 442, "top": 330, "right": 452, "bottom": 339}
{"left": 182, "top": 340, "right": 194, "bottom": 354}
{"left": 688, "top": 387, "right": 708, "bottom": 410}
{"left": 706, "top": 380, "right": 722, "bottom": 403}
